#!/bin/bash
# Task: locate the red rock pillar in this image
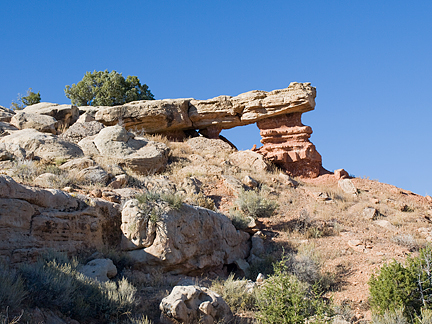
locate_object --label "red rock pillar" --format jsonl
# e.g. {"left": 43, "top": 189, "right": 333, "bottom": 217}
{"left": 256, "top": 112, "right": 322, "bottom": 177}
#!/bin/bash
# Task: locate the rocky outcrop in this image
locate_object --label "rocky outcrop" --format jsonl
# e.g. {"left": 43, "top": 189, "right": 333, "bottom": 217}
{"left": 23, "top": 102, "right": 79, "bottom": 127}
{"left": 10, "top": 111, "right": 58, "bottom": 134}
{"left": 121, "top": 200, "right": 250, "bottom": 275}
{"left": 92, "top": 83, "right": 322, "bottom": 177}
{"left": 95, "top": 82, "right": 316, "bottom": 134}
{"left": 0, "top": 106, "right": 14, "bottom": 122}
{"left": 160, "top": 285, "right": 233, "bottom": 324}
{"left": 0, "top": 129, "right": 83, "bottom": 162}
{"left": 0, "top": 175, "right": 121, "bottom": 263}
{"left": 60, "top": 121, "right": 105, "bottom": 143}
{"left": 255, "top": 112, "right": 322, "bottom": 177}
{"left": 78, "top": 125, "right": 170, "bottom": 174}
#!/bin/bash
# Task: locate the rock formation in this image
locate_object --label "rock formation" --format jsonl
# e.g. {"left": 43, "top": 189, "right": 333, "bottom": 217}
{"left": 0, "top": 175, "right": 121, "bottom": 263}
{"left": 160, "top": 285, "right": 233, "bottom": 324}
{"left": 255, "top": 112, "right": 322, "bottom": 177}
{"left": 94, "top": 82, "right": 323, "bottom": 177}
{"left": 78, "top": 125, "right": 170, "bottom": 174}
{"left": 121, "top": 200, "right": 250, "bottom": 275}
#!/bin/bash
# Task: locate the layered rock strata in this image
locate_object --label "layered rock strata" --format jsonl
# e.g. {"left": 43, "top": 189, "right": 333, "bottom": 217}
{"left": 94, "top": 82, "right": 316, "bottom": 133}
{"left": 0, "top": 175, "right": 121, "bottom": 263}
{"left": 256, "top": 112, "right": 322, "bottom": 177}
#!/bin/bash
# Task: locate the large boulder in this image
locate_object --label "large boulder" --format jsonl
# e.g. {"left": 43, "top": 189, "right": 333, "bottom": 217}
{"left": 0, "top": 175, "right": 121, "bottom": 263}
{"left": 60, "top": 121, "right": 104, "bottom": 143}
{"left": 186, "top": 137, "right": 234, "bottom": 155}
{"left": 0, "top": 122, "right": 19, "bottom": 139}
{"left": 0, "top": 129, "right": 83, "bottom": 162}
{"left": 0, "top": 106, "right": 14, "bottom": 122}
{"left": 23, "top": 102, "right": 79, "bottom": 127}
{"left": 95, "top": 99, "right": 192, "bottom": 132}
{"left": 10, "top": 111, "right": 58, "bottom": 134}
{"left": 160, "top": 285, "right": 233, "bottom": 324}
{"left": 78, "top": 125, "right": 169, "bottom": 174}
{"left": 122, "top": 200, "right": 250, "bottom": 275}
{"left": 229, "top": 150, "right": 269, "bottom": 171}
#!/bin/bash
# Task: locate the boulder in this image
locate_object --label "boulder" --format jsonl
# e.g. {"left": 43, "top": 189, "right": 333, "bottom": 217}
{"left": 122, "top": 201, "right": 250, "bottom": 275}
{"left": 23, "top": 102, "right": 79, "bottom": 127}
{"left": 78, "top": 125, "right": 169, "bottom": 174}
{"left": 80, "top": 258, "right": 117, "bottom": 282}
{"left": 0, "top": 129, "right": 83, "bottom": 162}
{"left": 160, "top": 285, "right": 233, "bottom": 324}
{"left": 0, "top": 106, "right": 14, "bottom": 122}
{"left": 186, "top": 137, "right": 234, "bottom": 155}
{"left": 10, "top": 111, "right": 58, "bottom": 134}
{"left": 60, "top": 121, "right": 104, "bottom": 143}
{"left": 33, "top": 173, "right": 60, "bottom": 187}
{"left": 363, "top": 207, "right": 379, "bottom": 220}
{"left": 0, "top": 175, "right": 121, "bottom": 263}
{"left": 76, "top": 166, "right": 110, "bottom": 185}
{"left": 334, "top": 168, "right": 349, "bottom": 179}
{"left": 338, "top": 179, "right": 358, "bottom": 195}
{"left": 59, "top": 157, "right": 96, "bottom": 171}
{"left": 0, "top": 143, "right": 26, "bottom": 161}
{"left": 95, "top": 99, "right": 192, "bottom": 132}
{"left": 0, "top": 121, "right": 18, "bottom": 137}
{"left": 229, "top": 150, "right": 269, "bottom": 171}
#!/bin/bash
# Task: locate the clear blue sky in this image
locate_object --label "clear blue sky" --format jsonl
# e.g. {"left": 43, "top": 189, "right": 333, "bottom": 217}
{"left": 1, "top": 1, "right": 431, "bottom": 195}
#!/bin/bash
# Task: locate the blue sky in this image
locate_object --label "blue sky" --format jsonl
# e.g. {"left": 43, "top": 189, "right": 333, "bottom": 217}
{"left": 1, "top": 1, "right": 431, "bottom": 195}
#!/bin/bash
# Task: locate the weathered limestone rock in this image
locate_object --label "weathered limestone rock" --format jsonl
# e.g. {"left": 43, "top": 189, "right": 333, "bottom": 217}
{"left": 23, "top": 102, "right": 79, "bottom": 127}
{"left": 122, "top": 201, "right": 250, "bottom": 275}
{"left": 0, "top": 106, "right": 14, "bottom": 122}
{"left": 186, "top": 137, "right": 234, "bottom": 155}
{"left": 0, "top": 129, "right": 83, "bottom": 162}
{"left": 59, "top": 157, "right": 96, "bottom": 171}
{"left": 95, "top": 83, "right": 316, "bottom": 134}
{"left": 256, "top": 112, "right": 322, "bottom": 177}
{"left": 229, "top": 150, "right": 269, "bottom": 171}
{"left": 0, "top": 122, "right": 18, "bottom": 137}
{"left": 188, "top": 82, "right": 316, "bottom": 130}
{"left": 0, "top": 143, "right": 26, "bottom": 161}
{"left": 80, "top": 258, "right": 117, "bottom": 282}
{"left": 10, "top": 111, "right": 58, "bottom": 134}
{"left": 76, "top": 166, "right": 110, "bottom": 185}
{"left": 95, "top": 99, "right": 192, "bottom": 132}
{"left": 60, "top": 121, "right": 104, "bottom": 143}
{"left": 78, "top": 125, "right": 169, "bottom": 174}
{"left": 0, "top": 175, "right": 121, "bottom": 263}
{"left": 338, "top": 178, "right": 358, "bottom": 195}
{"left": 160, "top": 285, "right": 233, "bottom": 324}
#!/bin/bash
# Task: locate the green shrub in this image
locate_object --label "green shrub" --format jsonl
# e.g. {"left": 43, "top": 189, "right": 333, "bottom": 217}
{"left": 135, "top": 191, "right": 184, "bottom": 223}
{"left": 65, "top": 70, "right": 154, "bottom": 106}
{"left": 369, "top": 246, "right": 432, "bottom": 322}
{"left": 235, "top": 189, "right": 278, "bottom": 219}
{"left": 10, "top": 88, "right": 41, "bottom": 110}
{"left": 256, "top": 256, "right": 333, "bottom": 324}
{"left": 211, "top": 274, "right": 257, "bottom": 313}
{"left": 369, "top": 260, "right": 419, "bottom": 319}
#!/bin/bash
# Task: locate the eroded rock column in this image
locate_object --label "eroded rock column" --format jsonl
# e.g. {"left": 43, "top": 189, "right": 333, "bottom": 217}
{"left": 256, "top": 112, "right": 322, "bottom": 177}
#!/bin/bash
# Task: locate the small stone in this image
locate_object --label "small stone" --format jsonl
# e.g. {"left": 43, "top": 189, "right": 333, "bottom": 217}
{"left": 242, "top": 175, "right": 258, "bottom": 188}
{"left": 334, "top": 168, "right": 349, "bottom": 179}
{"left": 256, "top": 273, "right": 265, "bottom": 283}
{"left": 338, "top": 179, "right": 357, "bottom": 195}
{"left": 363, "top": 207, "right": 379, "bottom": 220}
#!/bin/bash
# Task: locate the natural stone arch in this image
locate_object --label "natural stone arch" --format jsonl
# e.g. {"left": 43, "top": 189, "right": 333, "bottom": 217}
{"left": 94, "top": 82, "right": 323, "bottom": 177}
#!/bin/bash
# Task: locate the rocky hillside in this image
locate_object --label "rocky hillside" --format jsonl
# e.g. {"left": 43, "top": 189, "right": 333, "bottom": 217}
{"left": 0, "top": 84, "right": 431, "bottom": 323}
